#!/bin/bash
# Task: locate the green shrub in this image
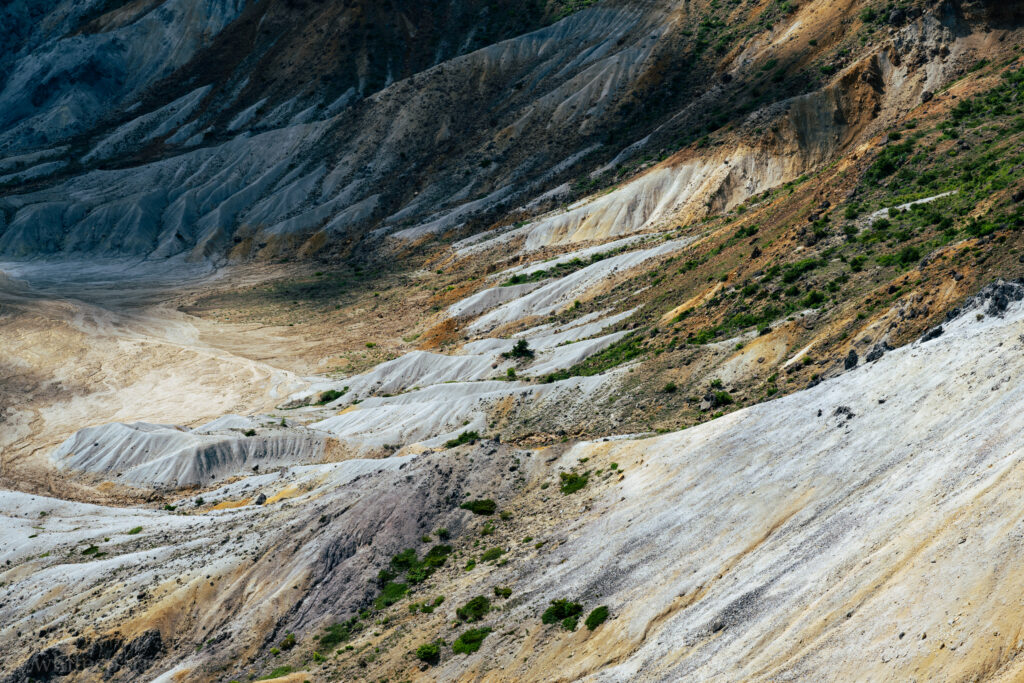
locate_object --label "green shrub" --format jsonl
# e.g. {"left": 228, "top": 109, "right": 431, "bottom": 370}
{"left": 258, "top": 666, "right": 293, "bottom": 680}
{"left": 559, "top": 472, "right": 588, "bottom": 495}
{"left": 279, "top": 633, "right": 296, "bottom": 650}
{"left": 390, "top": 548, "right": 419, "bottom": 571}
{"left": 317, "top": 388, "right": 346, "bottom": 404}
{"left": 541, "top": 599, "right": 583, "bottom": 625}
{"left": 127, "top": 526, "right": 143, "bottom": 535}
{"left": 780, "top": 258, "right": 823, "bottom": 283}
{"left": 662, "top": 382, "right": 678, "bottom": 393}
{"left": 712, "top": 391, "right": 734, "bottom": 407}
{"left": 318, "top": 617, "right": 361, "bottom": 649}
{"left": 460, "top": 499, "right": 497, "bottom": 515}
{"left": 502, "top": 339, "right": 535, "bottom": 359}
{"left": 163, "top": 504, "right": 176, "bottom": 511}
{"left": 374, "top": 582, "right": 408, "bottom": 609}
{"left": 456, "top": 595, "right": 491, "bottom": 622}
{"left": 480, "top": 547, "right": 504, "bottom": 563}
{"left": 561, "top": 615, "right": 579, "bottom": 631}
{"left": 452, "top": 627, "right": 491, "bottom": 655}
{"left": 445, "top": 431, "right": 481, "bottom": 448}
{"left": 415, "top": 641, "right": 441, "bottom": 664}
{"left": 494, "top": 586, "right": 512, "bottom": 598}
{"left": 585, "top": 606, "right": 609, "bottom": 630}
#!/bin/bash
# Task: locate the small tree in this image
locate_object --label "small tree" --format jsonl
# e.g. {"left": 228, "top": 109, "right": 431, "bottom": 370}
{"left": 502, "top": 339, "right": 534, "bottom": 359}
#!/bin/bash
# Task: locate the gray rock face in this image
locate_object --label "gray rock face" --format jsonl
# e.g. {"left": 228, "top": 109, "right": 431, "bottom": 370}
{"left": 0, "top": 2, "right": 672, "bottom": 261}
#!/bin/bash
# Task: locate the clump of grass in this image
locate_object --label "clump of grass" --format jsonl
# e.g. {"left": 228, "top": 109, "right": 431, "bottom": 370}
{"left": 460, "top": 499, "right": 497, "bottom": 515}
{"left": 494, "top": 586, "right": 512, "bottom": 598}
{"left": 258, "top": 666, "right": 293, "bottom": 680}
{"left": 452, "top": 627, "right": 491, "bottom": 655}
{"left": 127, "top": 526, "right": 143, "bottom": 535}
{"left": 279, "top": 633, "right": 296, "bottom": 650}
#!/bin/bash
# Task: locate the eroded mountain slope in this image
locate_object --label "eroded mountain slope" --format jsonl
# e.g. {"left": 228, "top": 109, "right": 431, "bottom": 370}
{"left": 4, "top": 284, "right": 1024, "bottom": 682}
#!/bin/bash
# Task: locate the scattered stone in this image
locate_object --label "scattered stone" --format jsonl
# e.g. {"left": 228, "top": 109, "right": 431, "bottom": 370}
{"left": 920, "top": 326, "right": 944, "bottom": 343}
{"left": 254, "top": 493, "right": 267, "bottom": 506}
{"left": 865, "top": 342, "right": 893, "bottom": 363}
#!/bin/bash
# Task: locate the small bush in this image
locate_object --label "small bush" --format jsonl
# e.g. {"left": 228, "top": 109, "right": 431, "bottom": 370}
{"left": 456, "top": 595, "right": 491, "bottom": 622}
{"left": 502, "top": 339, "right": 535, "bottom": 359}
{"left": 127, "top": 526, "right": 143, "bottom": 535}
{"left": 561, "top": 615, "right": 579, "bottom": 631}
{"left": 494, "top": 586, "right": 512, "bottom": 598}
{"left": 317, "top": 388, "right": 346, "bottom": 404}
{"left": 279, "top": 633, "right": 296, "bottom": 650}
{"left": 452, "top": 627, "right": 491, "bottom": 655}
{"left": 585, "top": 606, "right": 609, "bottom": 630}
{"left": 415, "top": 641, "right": 441, "bottom": 664}
{"left": 712, "top": 391, "right": 734, "bottom": 407}
{"left": 460, "top": 499, "right": 497, "bottom": 515}
{"left": 163, "top": 504, "right": 176, "bottom": 511}
{"left": 243, "top": 428, "right": 257, "bottom": 436}
{"left": 662, "top": 382, "right": 678, "bottom": 393}
{"left": 542, "top": 599, "right": 583, "bottom": 625}
{"left": 559, "top": 472, "right": 588, "bottom": 495}
{"left": 374, "top": 582, "right": 408, "bottom": 609}
{"left": 480, "top": 547, "right": 504, "bottom": 563}
{"left": 445, "top": 431, "right": 481, "bottom": 448}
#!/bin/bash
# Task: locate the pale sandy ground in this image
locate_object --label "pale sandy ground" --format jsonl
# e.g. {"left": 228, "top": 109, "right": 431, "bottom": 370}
{"left": 0, "top": 258, "right": 314, "bottom": 500}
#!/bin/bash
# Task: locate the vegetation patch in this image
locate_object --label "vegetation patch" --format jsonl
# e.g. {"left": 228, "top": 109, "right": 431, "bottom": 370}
{"left": 445, "top": 431, "right": 481, "bottom": 448}
{"left": 460, "top": 499, "right": 497, "bottom": 515}
{"left": 559, "top": 472, "right": 588, "bottom": 495}
{"left": 416, "top": 641, "right": 441, "bottom": 664}
{"left": 585, "top": 606, "right": 609, "bottom": 630}
{"left": 318, "top": 616, "right": 362, "bottom": 650}
{"left": 456, "top": 595, "right": 492, "bottom": 622}
{"left": 542, "top": 599, "right": 583, "bottom": 628}
{"left": 452, "top": 627, "right": 492, "bottom": 655}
